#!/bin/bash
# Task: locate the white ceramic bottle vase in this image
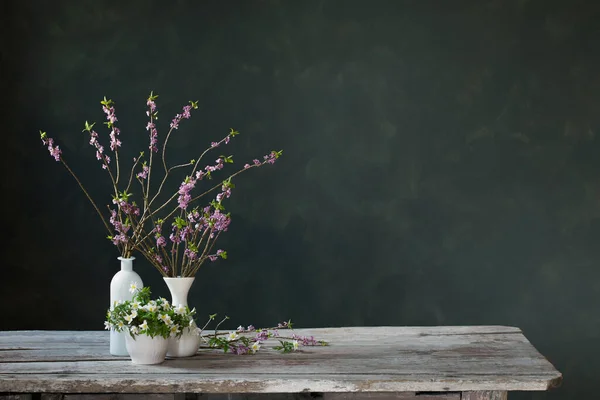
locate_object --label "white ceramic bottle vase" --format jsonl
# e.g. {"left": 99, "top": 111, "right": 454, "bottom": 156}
{"left": 164, "top": 277, "right": 201, "bottom": 357}
{"left": 110, "top": 256, "right": 143, "bottom": 356}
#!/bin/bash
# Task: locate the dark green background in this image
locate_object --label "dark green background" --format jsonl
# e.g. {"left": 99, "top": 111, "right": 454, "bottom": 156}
{"left": 2, "top": 0, "right": 598, "bottom": 398}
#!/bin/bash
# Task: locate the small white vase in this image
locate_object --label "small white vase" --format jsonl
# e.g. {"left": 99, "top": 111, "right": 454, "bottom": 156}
{"left": 164, "top": 277, "right": 201, "bottom": 357}
{"left": 110, "top": 257, "right": 143, "bottom": 356}
{"left": 124, "top": 333, "right": 168, "bottom": 364}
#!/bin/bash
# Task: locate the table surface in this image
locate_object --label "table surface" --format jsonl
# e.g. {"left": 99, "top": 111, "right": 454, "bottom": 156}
{"left": 0, "top": 326, "right": 562, "bottom": 394}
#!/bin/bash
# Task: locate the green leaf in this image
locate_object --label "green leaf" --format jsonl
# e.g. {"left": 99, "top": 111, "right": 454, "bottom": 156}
{"left": 100, "top": 96, "right": 114, "bottom": 107}
{"left": 82, "top": 121, "right": 96, "bottom": 133}
{"left": 173, "top": 216, "right": 187, "bottom": 229}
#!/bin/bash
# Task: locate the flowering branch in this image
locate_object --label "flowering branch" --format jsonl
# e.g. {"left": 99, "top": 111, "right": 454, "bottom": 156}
{"left": 197, "top": 317, "right": 329, "bottom": 355}
{"left": 39, "top": 92, "right": 282, "bottom": 274}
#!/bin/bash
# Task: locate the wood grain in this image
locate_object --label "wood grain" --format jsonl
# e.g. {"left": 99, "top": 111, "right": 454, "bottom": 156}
{"left": 0, "top": 327, "right": 562, "bottom": 394}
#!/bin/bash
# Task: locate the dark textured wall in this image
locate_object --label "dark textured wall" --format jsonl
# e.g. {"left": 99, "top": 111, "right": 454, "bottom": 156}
{"left": 2, "top": 0, "right": 600, "bottom": 399}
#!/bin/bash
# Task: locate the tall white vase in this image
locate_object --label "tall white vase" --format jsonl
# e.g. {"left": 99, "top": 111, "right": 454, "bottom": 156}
{"left": 110, "top": 257, "right": 143, "bottom": 356}
{"left": 164, "top": 277, "right": 201, "bottom": 357}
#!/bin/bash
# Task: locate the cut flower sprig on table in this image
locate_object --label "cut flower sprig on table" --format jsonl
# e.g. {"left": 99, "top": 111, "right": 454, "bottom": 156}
{"left": 40, "top": 92, "right": 282, "bottom": 276}
{"left": 105, "top": 285, "right": 196, "bottom": 339}
{"left": 196, "top": 315, "right": 329, "bottom": 355}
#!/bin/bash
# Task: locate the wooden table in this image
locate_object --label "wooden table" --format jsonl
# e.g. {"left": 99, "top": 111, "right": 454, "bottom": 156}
{"left": 0, "top": 326, "right": 562, "bottom": 400}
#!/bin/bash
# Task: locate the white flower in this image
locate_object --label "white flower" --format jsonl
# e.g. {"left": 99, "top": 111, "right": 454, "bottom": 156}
{"left": 159, "top": 314, "right": 173, "bottom": 325}
{"left": 145, "top": 303, "right": 157, "bottom": 313}
{"left": 175, "top": 304, "right": 186, "bottom": 315}
{"left": 227, "top": 332, "right": 239, "bottom": 341}
{"left": 124, "top": 311, "right": 137, "bottom": 325}
{"left": 160, "top": 299, "right": 171, "bottom": 310}
{"left": 128, "top": 282, "right": 139, "bottom": 294}
{"left": 140, "top": 320, "right": 149, "bottom": 331}
{"left": 169, "top": 325, "right": 181, "bottom": 336}
{"left": 131, "top": 301, "right": 141, "bottom": 310}
{"left": 237, "top": 325, "right": 244, "bottom": 332}
{"left": 189, "top": 318, "right": 195, "bottom": 327}
{"left": 251, "top": 341, "right": 261, "bottom": 353}
{"left": 117, "top": 321, "right": 125, "bottom": 330}
{"left": 292, "top": 340, "right": 299, "bottom": 351}
{"left": 130, "top": 326, "right": 139, "bottom": 335}
{"left": 104, "top": 321, "right": 112, "bottom": 330}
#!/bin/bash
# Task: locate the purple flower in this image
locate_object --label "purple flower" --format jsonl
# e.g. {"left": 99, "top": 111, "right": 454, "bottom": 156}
{"left": 136, "top": 164, "right": 149, "bottom": 180}
{"left": 263, "top": 151, "right": 279, "bottom": 165}
{"left": 253, "top": 159, "right": 260, "bottom": 166}
{"left": 169, "top": 232, "right": 182, "bottom": 244}
{"left": 102, "top": 105, "right": 121, "bottom": 151}
{"left": 187, "top": 210, "right": 200, "bottom": 223}
{"left": 152, "top": 253, "right": 168, "bottom": 273}
{"left": 177, "top": 177, "right": 197, "bottom": 209}
{"left": 205, "top": 158, "right": 224, "bottom": 173}
{"left": 179, "top": 226, "right": 193, "bottom": 241}
{"left": 170, "top": 114, "right": 181, "bottom": 130}
{"left": 224, "top": 136, "right": 230, "bottom": 144}
{"left": 114, "top": 200, "right": 140, "bottom": 216}
{"left": 184, "top": 248, "right": 198, "bottom": 261}
{"left": 87, "top": 130, "right": 111, "bottom": 167}
{"left": 210, "top": 210, "right": 231, "bottom": 232}
{"left": 244, "top": 163, "right": 251, "bottom": 169}
{"left": 109, "top": 129, "right": 121, "bottom": 151}
{"left": 146, "top": 122, "right": 158, "bottom": 153}
{"left": 109, "top": 209, "right": 131, "bottom": 239}
{"left": 182, "top": 105, "right": 192, "bottom": 119}
{"left": 156, "top": 236, "right": 166, "bottom": 247}
{"left": 102, "top": 105, "right": 118, "bottom": 124}
{"left": 255, "top": 330, "right": 269, "bottom": 341}
{"left": 111, "top": 234, "right": 128, "bottom": 245}
{"left": 211, "top": 142, "right": 219, "bottom": 148}
{"left": 147, "top": 98, "right": 157, "bottom": 113}
{"left": 230, "top": 345, "right": 249, "bottom": 355}
{"left": 170, "top": 104, "right": 194, "bottom": 130}
{"left": 43, "top": 137, "right": 62, "bottom": 161}
{"left": 247, "top": 325, "right": 255, "bottom": 332}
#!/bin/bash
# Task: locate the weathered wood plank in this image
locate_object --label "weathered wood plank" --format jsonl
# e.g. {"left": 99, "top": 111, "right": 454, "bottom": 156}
{"left": 0, "top": 328, "right": 562, "bottom": 394}
{"left": 461, "top": 391, "right": 507, "bottom": 400}
{"left": 40, "top": 396, "right": 175, "bottom": 400}
{"left": 0, "top": 356, "right": 559, "bottom": 377}
{"left": 0, "top": 373, "right": 559, "bottom": 393}
{"left": 35, "top": 394, "right": 461, "bottom": 400}
{"left": 0, "top": 327, "right": 523, "bottom": 339}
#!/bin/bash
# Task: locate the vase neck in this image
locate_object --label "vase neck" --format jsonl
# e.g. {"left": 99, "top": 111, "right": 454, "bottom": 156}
{"left": 164, "top": 277, "right": 195, "bottom": 307}
{"left": 118, "top": 257, "right": 135, "bottom": 271}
